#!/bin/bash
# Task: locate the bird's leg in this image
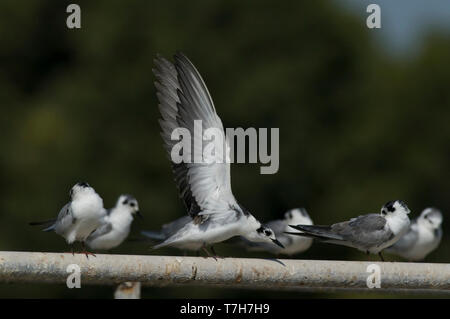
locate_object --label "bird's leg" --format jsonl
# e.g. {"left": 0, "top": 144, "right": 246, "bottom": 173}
{"left": 201, "top": 244, "right": 217, "bottom": 261}
{"left": 210, "top": 245, "right": 220, "bottom": 260}
{"left": 64, "top": 243, "right": 76, "bottom": 256}
{"left": 201, "top": 245, "right": 211, "bottom": 258}
{"left": 81, "top": 242, "right": 96, "bottom": 259}
{"left": 366, "top": 251, "right": 371, "bottom": 261}
{"left": 378, "top": 252, "right": 384, "bottom": 262}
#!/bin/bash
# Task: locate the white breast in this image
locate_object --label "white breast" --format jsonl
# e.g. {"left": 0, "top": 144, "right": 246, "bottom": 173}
{"left": 69, "top": 194, "right": 105, "bottom": 242}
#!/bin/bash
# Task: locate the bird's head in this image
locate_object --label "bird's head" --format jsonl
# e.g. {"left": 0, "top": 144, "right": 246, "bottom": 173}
{"left": 69, "top": 182, "right": 94, "bottom": 199}
{"left": 284, "top": 208, "right": 313, "bottom": 226}
{"left": 380, "top": 200, "right": 410, "bottom": 217}
{"left": 245, "top": 223, "right": 284, "bottom": 248}
{"left": 117, "top": 194, "right": 142, "bottom": 219}
{"left": 418, "top": 207, "right": 443, "bottom": 230}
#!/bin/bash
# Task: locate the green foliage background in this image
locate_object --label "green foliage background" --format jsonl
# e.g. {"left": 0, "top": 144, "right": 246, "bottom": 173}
{"left": 0, "top": 0, "right": 449, "bottom": 298}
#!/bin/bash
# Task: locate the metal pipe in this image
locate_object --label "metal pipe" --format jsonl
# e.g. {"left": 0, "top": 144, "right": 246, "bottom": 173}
{"left": 0, "top": 251, "right": 449, "bottom": 294}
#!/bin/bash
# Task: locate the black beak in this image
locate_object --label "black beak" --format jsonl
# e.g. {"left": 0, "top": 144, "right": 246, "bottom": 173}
{"left": 136, "top": 211, "right": 143, "bottom": 219}
{"left": 272, "top": 238, "right": 285, "bottom": 249}
{"left": 284, "top": 231, "right": 306, "bottom": 237}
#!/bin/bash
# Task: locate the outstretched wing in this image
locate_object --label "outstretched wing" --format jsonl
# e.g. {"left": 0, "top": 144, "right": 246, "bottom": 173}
{"left": 153, "top": 53, "right": 237, "bottom": 219}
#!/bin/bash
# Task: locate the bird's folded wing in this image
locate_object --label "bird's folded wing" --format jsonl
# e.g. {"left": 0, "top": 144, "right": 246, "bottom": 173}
{"left": 154, "top": 52, "right": 237, "bottom": 218}
{"left": 87, "top": 220, "right": 113, "bottom": 241}
{"left": 55, "top": 203, "right": 74, "bottom": 231}
{"left": 334, "top": 214, "right": 392, "bottom": 246}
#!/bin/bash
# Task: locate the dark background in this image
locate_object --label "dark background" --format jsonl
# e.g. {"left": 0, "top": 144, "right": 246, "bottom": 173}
{"left": 0, "top": 0, "right": 449, "bottom": 298}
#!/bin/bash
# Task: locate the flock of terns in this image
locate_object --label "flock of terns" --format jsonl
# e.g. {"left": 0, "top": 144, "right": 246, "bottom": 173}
{"left": 31, "top": 53, "right": 443, "bottom": 262}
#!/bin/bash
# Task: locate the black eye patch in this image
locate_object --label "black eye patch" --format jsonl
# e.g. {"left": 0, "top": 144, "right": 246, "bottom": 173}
{"left": 264, "top": 230, "right": 271, "bottom": 236}
{"left": 384, "top": 201, "right": 396, "bottom": 212}
{"left": 130, "top": 202, "right": 135, "bottom": 207}
{"left": 122, "top": 200, "right": 128, "bottom": 205}
{"left": 256, "top": 226, "right": 264, "bottom": 233}
{"left": 77, "top": 182, "right": 89, "bottom": 188}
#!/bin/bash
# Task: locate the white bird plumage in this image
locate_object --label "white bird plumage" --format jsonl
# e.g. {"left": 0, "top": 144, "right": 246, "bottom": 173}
{"left": 30, "top": 182, "right": 106, "bottom": 249}
{"left": 385, "top": 207, "right": 443, "bottom": 261}
{"left": 86, "top": 195, "right": 141, "bottom": 250}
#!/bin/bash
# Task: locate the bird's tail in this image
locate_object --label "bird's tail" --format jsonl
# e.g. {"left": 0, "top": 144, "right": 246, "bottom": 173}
{"left": 29, "top": 219, "right": 56, "bottom": 232}
{"left": 153, "top": 242, "right": 171, "bottom": 249}
{"left": 286, "top": 224, "right": 342, "bottom": 241}
{"left": 141, "top": 230, "right": 166, "bottom": 241}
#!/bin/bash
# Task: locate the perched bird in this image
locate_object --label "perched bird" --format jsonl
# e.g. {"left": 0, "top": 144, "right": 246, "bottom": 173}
{"left": 287, "top": 200, "right": 411, "bottom": 260}
{"left": 152, "top": 52, "right": 283, "bottom": 256}
{"left": 228, "top": 208, "right": 314, "bottom": 256}
{"left": 385, "top": 207, "right": 443, "bottom": 261}
{"left": 30, "top": 182, "right": 105, "bottom": 256}
{"left": 85, "top": 195, "right": 141, "bottom": 251}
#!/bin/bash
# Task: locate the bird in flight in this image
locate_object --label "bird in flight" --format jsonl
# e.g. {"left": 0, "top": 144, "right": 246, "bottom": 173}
{"left": 152, "top": 52, "right": 283, "bottom": 257}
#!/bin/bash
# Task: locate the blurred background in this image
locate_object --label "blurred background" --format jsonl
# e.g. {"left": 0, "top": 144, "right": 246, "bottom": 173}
{"left": 0, "top": 0, "right": 449, "bottom": 298}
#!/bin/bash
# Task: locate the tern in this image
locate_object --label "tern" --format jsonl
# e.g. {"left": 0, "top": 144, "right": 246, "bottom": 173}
{"left": 30, "top": 182, "right": 105, "bottom": 256}
{"left": 152, "top": 52, "right": 283, "bottom": 256}
{"left": 287, "top": 200, "right": 411, "bottom": 261}
{"left": 228, "top": 208, "right": 314, "bottom": 255}
{"left": 385, "top": 207, "right": 443, "bottom": 261}
{"left": 86, "top": 195, "right": 142, "bottom": 251}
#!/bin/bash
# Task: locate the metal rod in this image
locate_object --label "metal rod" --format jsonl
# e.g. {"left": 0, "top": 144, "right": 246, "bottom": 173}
{"left": 0, "top": 251, "right": 449, "bottom": 294}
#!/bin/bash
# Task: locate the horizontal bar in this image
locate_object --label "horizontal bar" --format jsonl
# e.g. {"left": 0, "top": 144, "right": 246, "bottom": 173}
{"left": 0, "top": 251, "right": 449, "bottom": 294}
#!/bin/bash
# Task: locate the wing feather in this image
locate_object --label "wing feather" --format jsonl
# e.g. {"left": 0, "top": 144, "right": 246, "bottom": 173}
{"left": 153, "top": 52, "right": 237, "bottom": 218}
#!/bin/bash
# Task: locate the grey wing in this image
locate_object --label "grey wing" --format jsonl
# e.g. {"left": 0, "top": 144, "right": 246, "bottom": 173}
{"left": 54, "top": 203, "right": 75, "bottom": 233}
{"left": 153, "top": 56, "right": 199, "bottom": 214}
{"left": 153, "top": 53, "right": 237, "bottom": 220}
{"left": 332, "top": 214, "right": 392, "bottom": 248}
{"left": 87, "top": 221, "right": 113, "bottom": 241}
